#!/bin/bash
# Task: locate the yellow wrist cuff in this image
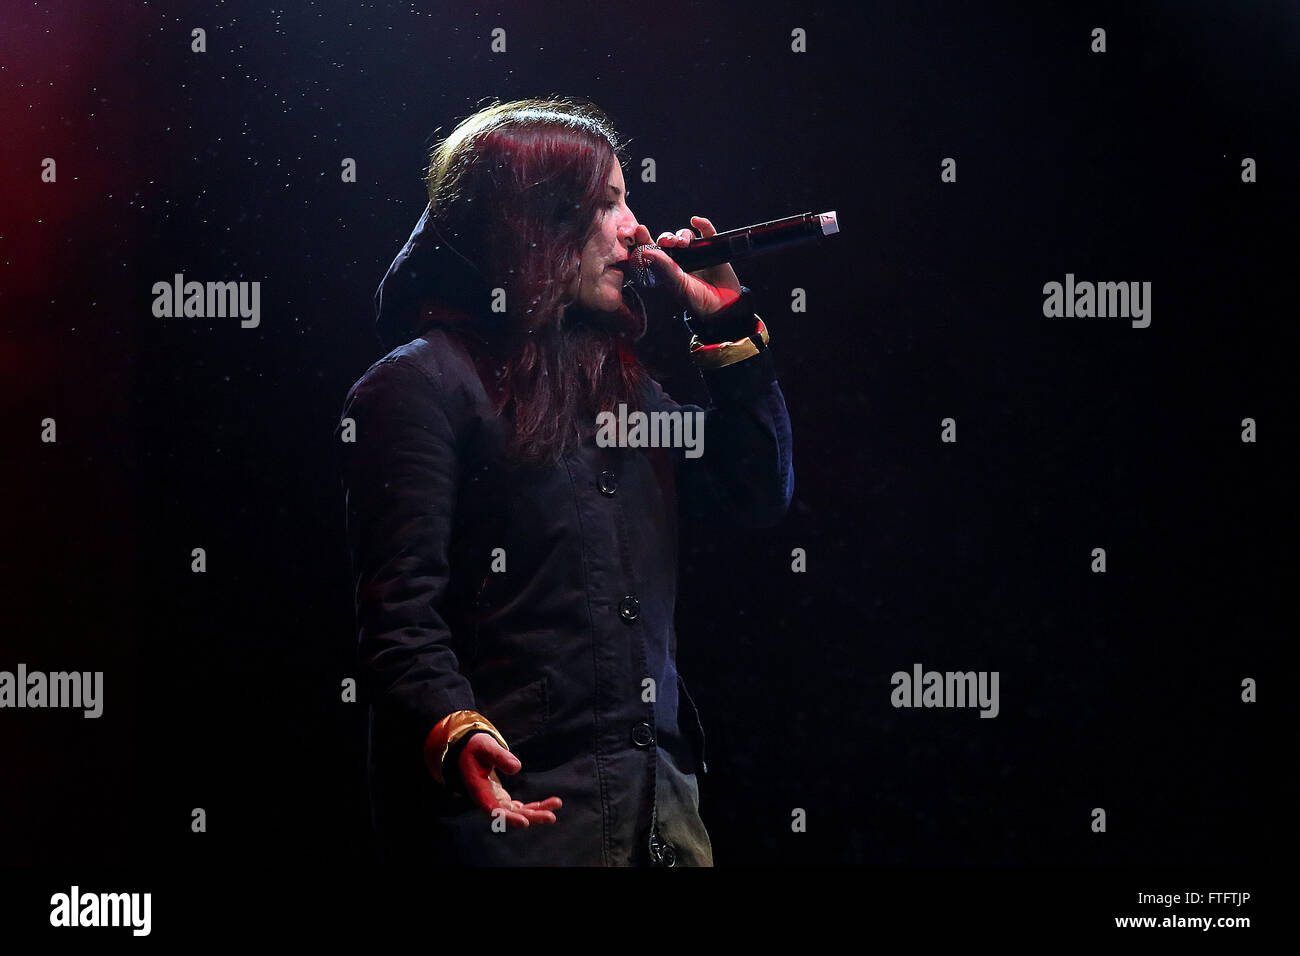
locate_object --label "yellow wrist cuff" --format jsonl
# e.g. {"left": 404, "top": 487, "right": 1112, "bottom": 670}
{"left": 688, "top": 316, "right": 770, "bottom": 369}
{"left": 424, "top": 710, "right": 509, "bottom": 785}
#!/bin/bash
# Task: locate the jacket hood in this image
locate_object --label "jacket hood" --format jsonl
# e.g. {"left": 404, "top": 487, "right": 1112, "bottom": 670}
{"left": 374, "top": 202, "right": 493, "bottom": 351}
{"left": 374, "top": 201, "right": 649, "bottom": 351}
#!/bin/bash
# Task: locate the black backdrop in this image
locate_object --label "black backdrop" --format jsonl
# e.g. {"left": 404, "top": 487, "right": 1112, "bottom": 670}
{"left": 3, "top": 0, "right": 1292, "bottom": 891}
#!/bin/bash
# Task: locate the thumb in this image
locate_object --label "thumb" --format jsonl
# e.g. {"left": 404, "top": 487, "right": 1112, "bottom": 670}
{"left": 486, "top": 739, "right": 522, "bottom": 775}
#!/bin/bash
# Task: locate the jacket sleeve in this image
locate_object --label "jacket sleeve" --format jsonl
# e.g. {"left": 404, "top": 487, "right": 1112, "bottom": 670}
{"left": 336, "top": 356, "right": 480, "bottom": 759}
{"left": 644, "top": 287, "right": 795, "bottom": 528}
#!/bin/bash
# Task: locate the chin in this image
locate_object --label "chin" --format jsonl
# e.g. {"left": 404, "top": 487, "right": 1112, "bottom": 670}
{"left": 580, "top": 293, "right": 624, "bottom": 315}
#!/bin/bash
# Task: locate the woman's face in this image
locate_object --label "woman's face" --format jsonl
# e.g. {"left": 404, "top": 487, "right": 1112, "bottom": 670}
{"left": 572, "top": 162, "right": 638, "bottom": 314}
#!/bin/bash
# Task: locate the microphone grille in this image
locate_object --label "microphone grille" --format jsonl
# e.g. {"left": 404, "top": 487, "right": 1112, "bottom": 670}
{"left": 626, "top": 244, "right": 659, "bottom": 290}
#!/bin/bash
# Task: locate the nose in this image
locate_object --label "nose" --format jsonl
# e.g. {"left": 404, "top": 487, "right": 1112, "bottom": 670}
{"left": 618, "top": 209, "right": 639, "bottom": 244}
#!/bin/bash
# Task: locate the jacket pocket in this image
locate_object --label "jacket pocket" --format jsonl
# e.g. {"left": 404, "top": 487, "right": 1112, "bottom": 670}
{"left": 479, "top": 675, "right": 549, "bottom": 750}
{"left": 676, "top": 673, "right": 708, "bottom": 775}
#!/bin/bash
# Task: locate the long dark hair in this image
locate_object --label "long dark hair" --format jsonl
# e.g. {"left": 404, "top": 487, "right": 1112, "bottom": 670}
{"left": 420, "top": 96, "right": 649, "bottom": 467}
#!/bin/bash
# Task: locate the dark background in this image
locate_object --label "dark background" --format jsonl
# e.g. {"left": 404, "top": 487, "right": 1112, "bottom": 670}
{"left": 2, "top": 0, "right": 1293, "bottom": 873}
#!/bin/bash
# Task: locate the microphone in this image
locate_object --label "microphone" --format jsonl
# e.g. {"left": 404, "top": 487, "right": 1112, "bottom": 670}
{"left": 624, "top": 210, "right": 840, "bottom": 289}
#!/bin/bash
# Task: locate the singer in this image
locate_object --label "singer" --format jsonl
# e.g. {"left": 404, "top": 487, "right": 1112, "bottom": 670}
{"left": 336, "top": 97, "right": 794, "bottom": 866}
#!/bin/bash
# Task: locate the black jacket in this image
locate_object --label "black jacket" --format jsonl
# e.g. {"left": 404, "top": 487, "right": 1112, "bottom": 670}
{"left": 337, "top": 209, "right": 794, "bottom": 866}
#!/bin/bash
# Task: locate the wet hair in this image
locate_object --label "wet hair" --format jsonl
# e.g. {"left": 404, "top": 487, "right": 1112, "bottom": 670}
{"left": 421, "top": 96, "right": 648, "bottom": 467}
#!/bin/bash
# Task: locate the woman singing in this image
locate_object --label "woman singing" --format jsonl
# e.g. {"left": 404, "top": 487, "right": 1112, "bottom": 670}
{"left": 337, "top": 97, "right": 793, "bottom": 866}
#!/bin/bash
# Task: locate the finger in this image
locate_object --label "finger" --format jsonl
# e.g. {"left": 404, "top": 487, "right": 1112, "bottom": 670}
{"left": 675, "top": 228, "right": 694, "bottom": 243}
{"left": 691, "top": 215, "right": 717, "bottom": 237}
{"left": 656, "top": 230, "right": 678, "bottom": 245}
{"left": 493, "top": 751, "right": 521, "bottom": 775}
{"left": 492, "top": 792, "right": 553, "bottom": 825}
{"left": 520, "top": 796, "right": 564, "bottom": 811}
{"left": 517, "top": 807, "right": 558, "bottom": 822}
{"left": 633, "top": 223, "right": 653, "bottom": 246}
{"left": 516, "top": 807, "right": 558, "bottom": 824}
{"left": 475, "top": 741, "right": 520, "bottom": 774}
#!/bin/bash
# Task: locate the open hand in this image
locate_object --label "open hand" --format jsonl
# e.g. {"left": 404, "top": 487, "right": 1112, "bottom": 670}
{"left": 457, "top": 732, "right": 563, "bottom": 827}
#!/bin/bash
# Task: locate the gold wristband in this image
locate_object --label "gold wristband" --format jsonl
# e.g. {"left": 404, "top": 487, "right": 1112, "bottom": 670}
{"left": 688, "top": 316, "right": 770, "bottom": 370}
{"left": 424, "top": 710, "right": 509, "bottom": 786}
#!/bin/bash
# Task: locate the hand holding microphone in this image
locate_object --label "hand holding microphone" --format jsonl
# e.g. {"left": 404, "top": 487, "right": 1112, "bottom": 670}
{"left": 625, "top": 210, "right": 841, "bottom": 318}
{"left": 630, "top": 217, "right": 745, "bottom": 317}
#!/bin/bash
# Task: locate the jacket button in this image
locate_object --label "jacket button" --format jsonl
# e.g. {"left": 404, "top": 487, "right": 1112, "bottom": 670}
{"left": 631, "top": 722, "right": 655, "bottom": 748}
{"left": 598, "top": 470, "right": 618, "bottom": 496}
{"left": 618, "top": 594, "right": 639, "bottom": 622}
